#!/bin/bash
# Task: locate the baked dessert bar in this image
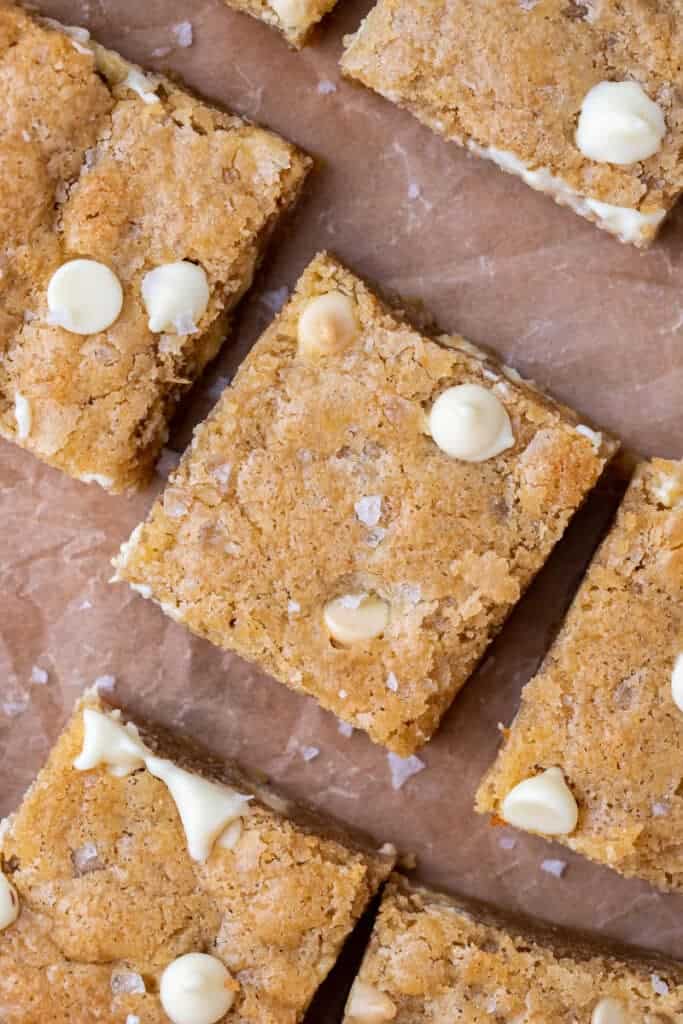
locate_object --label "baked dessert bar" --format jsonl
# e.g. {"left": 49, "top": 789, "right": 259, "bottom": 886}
{"left": 477, "top": 459, "right": 683, "bottom": 891}
{"left": 343, "top": 875, "right": 683, "bottom": 1024}
{"left": 0, "top": 689, "right": 394, "bottom": 1023}
{"left": 114, "top": 252, "right": 617, "bottom": 754}
{"left": 341, "top": 0, "right": 683, "bottom": 247}
{"left": 0, "top": 3, "right": 310, "bottom": 493}
{"left": 221, "top": 0, "right": 339, "bottom": 47}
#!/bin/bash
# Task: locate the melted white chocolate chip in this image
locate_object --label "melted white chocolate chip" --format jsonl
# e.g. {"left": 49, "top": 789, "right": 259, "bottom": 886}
{"left": 671, "top": 654, "right": 683, "bottom": 712}
{"left": 429, "top": 383, "right": 514, "bottom": 462}
{"left": 47, "top": 259, "right": 123, "bottom": 335}
{"left": 345, "top": 980, "right": 397, "bottom": 1023}
{"left": 592, "top": 997, "right": 628, "bottom": 1024}
{"left": 160, "top": 953, "right": 236, "bottom": 1024}
{"left": 0, "top": 872, "right": 19, "bottom": 931}
{"left": 298, "top": 291, "right": 358, "bottom": 359}
{"left": 142, "top": 261, "right": 210, "bottom": 335}
{"left": 576, "top": 81, "right": 666, "bottom": 165}
{"left": 501, "top": 767, "right": 578, "bottom": 835}
{"left": 74, "top": 709, "right": 250, "bottom": 861}
{"left": 324, "top": 593, "right": 389, "bottom": 645}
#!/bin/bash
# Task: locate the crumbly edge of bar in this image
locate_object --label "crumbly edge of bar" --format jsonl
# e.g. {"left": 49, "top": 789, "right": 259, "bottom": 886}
{"left": 0, "top": 5, "right": 311, "bottom": 492}
{"left": 339, "top": 29, "right": 672, "bottom": 248}
{"left": 222, "top": 0, "right": 340, "bottom": 47}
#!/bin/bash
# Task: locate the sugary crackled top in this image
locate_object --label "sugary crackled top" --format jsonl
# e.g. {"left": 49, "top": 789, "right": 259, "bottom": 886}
{"left": 0, "top": 3, "right": 309, "bottom": 492}
{"left": 341, "top": 0, "right": 683, "bottom": 214}
{"left": 115, "top": 252, "right": 616, "bottom": 755}
{"left": 0, "top": 695, "right": 390, "bottom": 1024}
{"left": 343, "top": 876, "right": 683, "bottom": 1024}
{"left": 477, "top": 459, "right": 683, "bottom": 891}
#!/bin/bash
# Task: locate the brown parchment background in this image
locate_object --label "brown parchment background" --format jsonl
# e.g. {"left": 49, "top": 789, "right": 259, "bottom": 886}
{"left": 2, "top": 1, "right": 683, "bottom": 1019}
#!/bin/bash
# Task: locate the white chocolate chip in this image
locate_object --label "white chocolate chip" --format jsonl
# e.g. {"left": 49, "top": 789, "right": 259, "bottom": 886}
{"left": 501, "top": 767, "right": 578, "bottom": 835}
{"left": 324, "top": 593, "right": 389, "bottom": 645}
{"left": 429, "top": 383, "right": 514, "bottom": 462}
{"left": 142, "top": 261, "right": 210, "bottom": 334}
{"left": 652, "top": 471, "right": 683, "bottom": 509}
{"left": 592, "top": 997, "right": 628, "bottom": 1024}
{"left": 576, "top": 81, "right": 666, "bottom": 165}
{"left": 14, "top": 392, "right": 31, "bottom": 440}
{"left": 671, "top": 654, "right": 683, "bottom": 712}
{"left": 575, "top": 424, "right": 603, "bottom": 450}
{"left": 124, "top": 68, "right": 160, "bottom": 104}
{"left": 73, "top": 707, "right": 147, "bottom": 777}
{"left": 0, "top": 872, "right": 19, "bottom": 930}
{"left": 160, "top": 953, "right": 236, "bottom": 1024}
{"left": 47, "top": 260, "right": 123, "bottom": 335}
{"left": 268, "top": 0, "right": 311, "bottom": 29}
{"left": 346, "top": 980, "right": 397, "bottom": 1023}
{"left": 298, "top": 291, "right": 358, "bottom": 359}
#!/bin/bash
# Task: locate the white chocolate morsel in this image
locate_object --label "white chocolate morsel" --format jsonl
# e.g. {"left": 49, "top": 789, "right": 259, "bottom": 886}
{"left": 576, "top": 81, "right": 666, "bottom": 165}
{"left": 428, "top": 383, "right": 514, "bottom": 462}
{"left": 160, "top": 953, "right": 236, "bottom": 1024}
{"left": 73, "top": 708, "right": 147, "bottom": 777}
{"left": 14, "top": 392, "right": 31, "bottom": 440}
{"left": 592, "top": 997, "right": 628, "bottom": 1024}
{"left": 0, "top": 872, "right": 19, "bottom": 931}
{"left": 74, "top": 709, "right": 250, "bottom": 860}
{"left": 345, "top": 980, "right": 397, "bottom": 1023}
{"left": 501, "top": 766, "right": 578, "bottom": 835}
{"left": 47, "top": 260, "right": 123, "bottom": 335}
{"left": 142, "top": 261, "right": 210, "bottom": 335}
{"left": 145, "top": 756, "right": 251, "bottom": 862}
{"left": 652, "top": 471, "right": 683, "bottom": 509}
{"left": 671, "top": 654, "right": 683, "bottom": 713}
{"left": 324, "top": 593, "right": 390, "bottom": 645}
{"left": 298, "top": 290, "right": 358, "bottom": 359}
{"left": 268, "top": 0, "right": 311, "bottom": 29}
{"left": 124, "top": 68, "right": 160, "bottom": 105}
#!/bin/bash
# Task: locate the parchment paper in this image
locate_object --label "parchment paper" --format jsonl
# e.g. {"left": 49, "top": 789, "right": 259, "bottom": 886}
{"left": 3, "top": 1, "right": 683, "bottom": 1019}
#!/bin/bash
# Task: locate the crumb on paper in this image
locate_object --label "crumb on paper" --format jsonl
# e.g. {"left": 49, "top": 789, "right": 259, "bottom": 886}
{"left": 78, "top": 598, "right": 93, "bottom": 610}
{"left": 317, "top": 79, "right": 337, "bottom": 95}
{"left": 94, "top": 674, "right": 116, "bottom": 695}
{"left": 338, "top": 720, "right": 353, "bottom": 737}
{"left": 30, "top": 665, "right": 48, "bottom": 685}
{"left": 387, "top": 752, "right": 425, "bottom": 790}
{"left": 541, "top": 858, "right": 567, "bottom": 878}
{"left": 408, "top": 182, "right": 421, "bottom": 199}
{"left": 499, "top": 835, "right": 517, "bottom": 850}
{"left": 2, "top": 694, "right": 29, "bottom": 718}
{"left": 301, "top": 745, "right": 320, "bottom": 762}
{"left": 652, "top": 975, "right": 670, "bottom": 996}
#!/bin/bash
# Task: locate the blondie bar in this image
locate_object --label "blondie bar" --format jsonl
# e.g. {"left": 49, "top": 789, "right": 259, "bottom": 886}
{"left": 343, "top": 875, "right": 683, "bottom": 1024}
{"left": 221, "top": 0, "right": 339, "bottom": 47}
{"left": 341, "top": 0, "right": 683, "bottom": 246}
{"left": 0, "top": 3, "right": 310, "bottom": 493}
{"left": 0, "top": 690, "right": 393, "bottom": 1023}
{"left": 477, "top": 459, "right": 683, "bottom": 890}
{"left": 114, "top": 253, "right": 616, "bottom": 754}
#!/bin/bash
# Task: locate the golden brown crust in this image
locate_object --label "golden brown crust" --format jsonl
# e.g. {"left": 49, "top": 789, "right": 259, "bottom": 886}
{"left": 343, "top": 876, "right": 683, "bottom": 1023}
{"left": 0, "top": 2, "right": 310, "bottom": 492}
{"left": 0, "top": 692, "right": 392, "bottom": 1023}
{"left": 114, "top": 252, "right": 617, "bottom": 754}
{"left": 341, "top": 0, "right": 683, "bottom": 245}
{"left": 477, "top": 458, "right": 683, "bottom": 890}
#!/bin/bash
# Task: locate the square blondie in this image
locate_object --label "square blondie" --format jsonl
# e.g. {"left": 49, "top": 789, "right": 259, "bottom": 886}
{"left": 477, "top": 459, "right": 683, "bottom": 891}
{"left": 0, "top": 690, "right": 393, "bottom": 1023}
{"left": 343, "top": 875, "right": 683, "bottom": 1024}
{"left": 341, "top": 0, "right": 683, "bottom": 246}
{"left": 221, "top": 0, "right": 339, "bottom": 47}
{"left": 114, "top": 253, "right": 616, "bottom": 754}
{"left": 0, "top": 2, "right": 310, "bottom": 492}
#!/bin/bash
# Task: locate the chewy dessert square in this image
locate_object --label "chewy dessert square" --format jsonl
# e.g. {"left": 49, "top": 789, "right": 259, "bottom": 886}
{"left": 0, "top": 690, "right": 394, "bottom": 1023}
{"left": 341, "top": 1, "right": 683, "bottom": 246}
{"left": 342, "top": 875, "right": 683, "bottom": 1024}
{"left": 221, "top": 0, "right": 339, "bottom": 47}
{"left": 477, "top": 459, "right": 683, "bottom": 890}
{"left": 114, "top": 252, "right": 616, "bottom": 754}
{"left": 0, "top": 3, "right": 310, "bottom": 493}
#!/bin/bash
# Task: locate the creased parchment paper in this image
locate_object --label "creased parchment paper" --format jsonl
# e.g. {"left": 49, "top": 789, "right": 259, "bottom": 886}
{"left": 2, "top": 1, "right": 683, "bottom": 1020}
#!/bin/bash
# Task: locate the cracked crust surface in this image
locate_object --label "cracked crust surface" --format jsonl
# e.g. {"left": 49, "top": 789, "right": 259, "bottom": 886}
{"left": 341, "top": 0, "right": 683, "bottom": 245}
{"left": 0, "top": 692, "right": 392, "bottom": 1023}
{"left": 114, "top": 252, "right": 617, "bottom": 755}
{"left": 343, "top": 875, "right": 683, "bottom": 1023}
{"left": 0, "top": 2, "right": 310, "bottom": 492}
{"left": 477, "top": 459, "right": 683, "bottom": 890}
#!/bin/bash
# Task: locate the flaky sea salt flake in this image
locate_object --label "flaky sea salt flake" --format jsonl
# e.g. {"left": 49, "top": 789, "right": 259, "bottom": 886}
{"left": 172, "top": 21, "right": 193, "bottom": 47}
{"left": 387, "top": 752, "right": 425, "bottom": 790}
{"left": 354, "top": 495, "right": 382, "bottom": 528}
{"left": 541, "top": 858, "right": 567, "bottom": 878}
{"left": 386, "top": 672, "right": 399, "bottom": 692}
{"left": 652, "top": 975, "right": 670, "bottom": 996}
{"left": 301, "top": 746, "right": 320, "bottom": 762}
{"left": 111, "top": 971, "right": 146, "bottom": 995}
